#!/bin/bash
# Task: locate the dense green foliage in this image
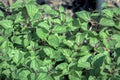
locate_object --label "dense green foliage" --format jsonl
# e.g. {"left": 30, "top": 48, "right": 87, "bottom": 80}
{"left": 0, "top": 0, "right": 120, "bottom": 80}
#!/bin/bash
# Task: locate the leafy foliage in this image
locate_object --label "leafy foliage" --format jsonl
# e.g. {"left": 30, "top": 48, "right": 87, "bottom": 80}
{"left": 0, "top": 0, "right": 120, "bottom": 80}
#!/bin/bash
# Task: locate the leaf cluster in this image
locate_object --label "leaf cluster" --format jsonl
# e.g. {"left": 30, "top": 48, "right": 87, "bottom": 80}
{"left": 0, "top": 0, "right": 120, "bottom": 80}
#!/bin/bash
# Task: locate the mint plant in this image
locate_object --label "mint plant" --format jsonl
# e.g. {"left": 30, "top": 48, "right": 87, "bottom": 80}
{"left": 0, "top": 0, "right": 120, "bottom": 80}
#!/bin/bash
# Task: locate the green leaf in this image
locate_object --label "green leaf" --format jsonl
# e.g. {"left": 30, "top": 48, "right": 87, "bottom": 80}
{"left": 53, "top": 19, "right": 61, "bottom": 24}
{"left": 112, "top": 34, "right": 120, "bottom": 41}
{"left": 62, "top": 49, "right": 72, "bottom": 57}
{"left": 37, "top": 73, "right": 53, "bottom": 80}
{"left": 43, "top": 47, "right": 54, "bottom": 58}
{"left": 32, "top": 12, "right": 42, "bottom": 21}
{"left": 4, "top": 29, "right": 13, "bottom": 37}
{"left": 41, "top": 5, "right": 58, "bottom": 16}
{"left": 42, "top": 59, "right": 52, "bottom": 67}
{"left": 26, "top": 4, "right": 39, "bottom": 19}
{"left": 117, "top": 57, "right": 120, "bottom": 65}
{"left": 78, "top": 54, "right": 92, "bottom": 69}
{"left": 0, "top": 10, "right": 4, "bottom": 17}
{"left": 48, "top": 35, "right": 59, "bottom": 48}
{"left": 72, "top": 18, "right": 81, "bottom": 27}
{"left": 80, "top": 46, "right": 91, "bottom": 53}
{"left": 78, "top": 62, "right": 91, "bottom": 69}
{"left": 23, "top": 39, "right": 30, "bottom": 47}
{"left": 42, "top": 5, "right": 52, "bottom": 13}
{"left": 112, "top": 34, "right": 120, "bottom": 48}
{"left": 25, "top": 0, "right": 36, "bottom": 4}
{"left": 88, "top": 76, "right": 96, "bottom": 80}
{"left": 95, "top": 47, "right": 104, "bottom": 53}
{"left": 36, "top": 28, "right": 48, "bottom": 40}
{"left": 0, "top": 61, "right": 9, "bottom": 69}
{"left": 49, "top": 10, "right": 59, "bottom": 16}
{"left": 89, "top": 37, "right": 98, "bottom": 47}
{"left": 81, "top": 22, "right": 88, "bottom": 30}
{"left": 92, "top": 52, "right": 107, "bottom": 67}
{"left": 55, "top": 62, "right": 68, "bottom": 70}
{"left": 66, "top": 16, "right": 73, "bottom": 23}
{"left": 115, "top": 22, "right": 120, "bottom": 30}
{"left": 62, "top": 49, "right": 72, "bottom": 62}
{"left": 108, "top": 40, "right": 116, "bottom": 49}
{"left": 0, "top": 20, "right": 13, "bottom": 29}
{"left": 103, "top": 39, "right": 116, "bottom": 49}
{"left": 10, "top": 0, "right": 23, "bottom": 9}
{"left": 59, "top": 6, "right": 64, "bottom": 13}
{"left": 103, "top": 38, "right": 109, "bottom": 48}
{"left": 11, "top": 36, "right": 23, "bottom": 45}
{"left": 75, "top": 33, "right": 85, "bottom": 45}
{"left": 12, "top": 50, "right": 22, "bottom": 64}
{"left": 53, "top": 25, "right": 67, "bottom": 33}
{"left": 58, "top": 35, "right": 66, "bottom": 43}
{"left": 115, "top": 42, "right": 120, "bottom": 48}
{"left": 27, "top": 41, "right": 36, "bottom": 50}
{"left": 102, "top": 9, "right": 113, "bottom": 19}
{"left": 30, "top": 58, "right": 41, "bottom": 72}
{"left": 91, "top": 52, "right": 108, "bottom": 75}
{"left": 15, "top": 12, "right": 24, "bottom": 23}
{"left": 63, "top": 40, "right": 74, "bottom": 48}
{"left": 69, "top": 71, "right": 82, "bottom": 80}
{"left": 0, "top": 36, "right": 4, "bottom": 44}
{"left": 1, "top": 40, "right": 9, "bottom": 49}
{"left": 53, "top": 75, "right": 61, "bottom": 80}
{"left": 60, "top": 13, "right": 66, "bottom": 21}
{"left": 112, "top": 8, "right": 120, "bottom": 15}
{"left": 73, "top": 44, "right": 79, "bottom": 51}
{"left": 105, "top": 54, "right": 111, "bottom": 64}
{"left": 29, "top": 73, "right": 36, "bottom": 80}
{"left": 99, "top": 30, "right": 108, "bottom": 39}
{"left": 76, "top": 11, "right": 90, "bottom": 22}
{"left": 18, "top": 70, "right": 30, "bottom": 80}
{"left": 99, "top": 18, "right": 115, "bottom": 26}
{"left": 53, "top": 49, "right": 65, "bottom": 62}
{"left": 2, "top": 69, "right": 11, "bottom": 78}
{"left": 38, "top": 22, "right": 50, "bottom": 31}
